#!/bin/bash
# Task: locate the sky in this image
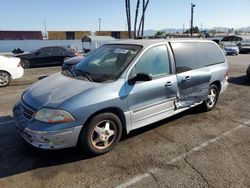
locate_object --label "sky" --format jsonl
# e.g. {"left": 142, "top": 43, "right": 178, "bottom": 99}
{"left": 0, "top": 0, "right": 250, "bottom": 32}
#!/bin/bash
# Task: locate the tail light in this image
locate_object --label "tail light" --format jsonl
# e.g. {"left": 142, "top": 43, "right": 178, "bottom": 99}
{"left": 225, "top": 70, "right": 229, "bottom": 80}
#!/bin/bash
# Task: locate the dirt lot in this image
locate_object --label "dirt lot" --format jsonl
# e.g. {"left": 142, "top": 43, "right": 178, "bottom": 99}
{"left": 0, "top": 55, "right": 250, "bottom": 188}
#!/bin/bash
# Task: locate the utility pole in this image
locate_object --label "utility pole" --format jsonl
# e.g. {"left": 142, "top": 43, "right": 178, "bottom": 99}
{"left": 183, "top": 23, "right": 185, "bottom": 34}
{"left": 190, "top": 3, "right": 195, "bottom": 37}
{"left": 98, "top": 18, "right": 101, "bottom": 31}
{"left": 44, "top": 20, "right": 47, "bottom": 39}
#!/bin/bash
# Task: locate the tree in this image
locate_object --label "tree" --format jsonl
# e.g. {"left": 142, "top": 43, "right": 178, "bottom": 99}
{"left": 134, "top": 0, "right": 140, "bottom": 38}
{"left": 125, "top": 0, "right": 132, "bottom": 38}
{"left": 154, "top": 30, "right": 166, "bottom": 37}
{"left": 185, "top": 26, "right": 200, "bottom": 34}
{"left": 137, "top": 0, "right": 150, "bottom": 37}
{"left": 125, "top": 0, "right": 150, "bottom": 38}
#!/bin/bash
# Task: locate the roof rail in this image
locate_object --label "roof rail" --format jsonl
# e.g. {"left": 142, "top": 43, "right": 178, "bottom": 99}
{"left": 136, "top": 35, "right": 169, "bottom": 40}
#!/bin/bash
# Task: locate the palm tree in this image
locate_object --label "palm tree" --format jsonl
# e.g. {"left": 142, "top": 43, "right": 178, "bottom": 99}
{"left": 134, "top": 0, "right": 140, "bottom": 38}
{"left": 125, "top": 0, "right": 132, "bottom": 38}
{"left": 125, "top": 0, "right": 150, "bottom": 38}
{"left": 137, "top": 0, "right": 150, "bottom": 37}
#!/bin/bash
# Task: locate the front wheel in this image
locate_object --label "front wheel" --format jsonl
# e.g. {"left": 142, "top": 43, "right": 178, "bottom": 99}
{"left": 20, "top": 59, "right": 30, "bottom": 69}
{"left": 201, "top": 85, "right": 219, "bottom": 111}
{"left": 0, "top": 71, "right": 10, "bottom": 87}
{"left": 79, "top": 113, "right": 122, "bottom": 155}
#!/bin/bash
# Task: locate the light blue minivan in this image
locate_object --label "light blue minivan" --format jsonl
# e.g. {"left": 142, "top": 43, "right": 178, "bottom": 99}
{"left": 13, "top": 39, "right": 228, "bottom": 155}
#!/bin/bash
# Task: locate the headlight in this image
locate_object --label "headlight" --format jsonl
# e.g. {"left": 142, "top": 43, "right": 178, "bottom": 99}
{"left": 34, "top": 108, "right": 75, "bottom": 123}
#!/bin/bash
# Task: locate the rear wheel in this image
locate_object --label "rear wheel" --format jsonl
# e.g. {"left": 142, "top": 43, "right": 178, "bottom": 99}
{"left": 79, "top": 113, "right": 122, "bottom": 155}
{"left": 20, "top": 59, "right": 30, "bottom": 69}
{"left": 201, "top": 84, "right": 219, "bottom": 111}
{"left": 0, "top": 71, "right": 11, "bottom": 87}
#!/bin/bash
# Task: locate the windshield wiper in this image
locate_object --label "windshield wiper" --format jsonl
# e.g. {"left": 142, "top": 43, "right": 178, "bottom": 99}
{"left": 74, "top": 68, "right": 93, "bottom": 82}
{"left": 81, "top": 71, "right": 93, "bottom": 82}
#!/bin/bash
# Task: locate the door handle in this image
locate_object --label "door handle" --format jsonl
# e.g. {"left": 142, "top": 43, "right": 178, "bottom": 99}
{"left": 182, "top": 76, "right": 191, "bottom": 82}
{"left": 165, "top": 81, "right": 173, "bottom": 87}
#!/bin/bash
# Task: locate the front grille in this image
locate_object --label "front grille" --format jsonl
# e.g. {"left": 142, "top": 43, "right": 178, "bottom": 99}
{"left": 20, "top": 100, "right": 36, "bottom": 120}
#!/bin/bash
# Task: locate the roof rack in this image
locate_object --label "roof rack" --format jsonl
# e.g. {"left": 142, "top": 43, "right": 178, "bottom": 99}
{"left": 136, "top": 35, "right": 169, "bottom": 40}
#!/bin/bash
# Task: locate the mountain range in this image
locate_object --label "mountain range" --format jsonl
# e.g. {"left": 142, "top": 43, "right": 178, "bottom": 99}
{"left": 143, "top": 26, "right": 250, "bottom": 36}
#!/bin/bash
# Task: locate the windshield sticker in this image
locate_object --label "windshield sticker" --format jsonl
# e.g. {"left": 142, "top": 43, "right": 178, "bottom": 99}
{"left": 114, "top": 49, "right": 129, "bottom": 54}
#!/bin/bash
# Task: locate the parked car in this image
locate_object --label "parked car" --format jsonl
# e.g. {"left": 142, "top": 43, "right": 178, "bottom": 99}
{"left": 239, "top": 43, "right": 250, "bottom": 54}
{"left": 16, "top": 46, "right": 77, "bottom": 68}
{"left": 13, "top": 39, "right": 228, "bottom": 155}
{"left": 0, "top": 55, "right": 23, "bottom": 87}
{"left": 222, "top": 42, "right": 239, "bottom": 55}
{"left": 247, "top": 65, "right": 250, "bottom": 78}
{"left": 62, "top": 55, "right": 85, "bottom": 71}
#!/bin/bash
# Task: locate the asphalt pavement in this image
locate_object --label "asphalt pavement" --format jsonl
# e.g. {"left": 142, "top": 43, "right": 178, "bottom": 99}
{"left": 0, "top": 55, "right": 250, "bottom": 188}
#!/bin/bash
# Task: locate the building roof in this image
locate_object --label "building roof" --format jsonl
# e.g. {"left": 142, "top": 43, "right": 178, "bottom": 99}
{"left": 0, "top": 31, "right": 43, "bottom": 40}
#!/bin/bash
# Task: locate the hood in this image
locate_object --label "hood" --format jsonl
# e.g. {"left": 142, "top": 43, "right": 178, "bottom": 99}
{"left": 15, "top": 52, "right": 31, "bottom": 58}
{"left": 22, "top": 72, "right": 100, "bottom": 109}
{"left": 64, "top": 56, "right": 85, "bottom": 65}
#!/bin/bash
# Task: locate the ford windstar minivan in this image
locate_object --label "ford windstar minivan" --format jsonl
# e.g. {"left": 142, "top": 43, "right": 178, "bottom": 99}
{"left": 13, "top": 39, "right": 228, "bottom": 155}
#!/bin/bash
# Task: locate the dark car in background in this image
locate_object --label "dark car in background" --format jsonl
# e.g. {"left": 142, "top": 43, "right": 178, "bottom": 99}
{"left": 16, "top": 46, "right": 77, "bottom": 68}
{"left": 239, "top": 43, "right": 250, "bottom": 54}
{"left": 247, "top": 65, "right": 250, "bottom": 79}
{"left": 62, "top": 55, "right": 85, "bottom": 71}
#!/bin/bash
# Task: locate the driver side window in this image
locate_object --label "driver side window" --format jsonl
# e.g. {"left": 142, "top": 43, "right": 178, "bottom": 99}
{"left": 136, "top": 45, "right": 170, "bottom": 78}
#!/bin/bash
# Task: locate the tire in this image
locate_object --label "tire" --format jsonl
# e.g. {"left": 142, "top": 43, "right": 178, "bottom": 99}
{"left": 20, "top": 59, "right": 30, "bottom": 69}
{"left": 79, "top": 113, "right": 122, "bottom": 155}
{"left": 201, "top": 84, "right": 219, "bottom": 111}
{"left": 0, "top": 71, "right": 11, "bottom": 87}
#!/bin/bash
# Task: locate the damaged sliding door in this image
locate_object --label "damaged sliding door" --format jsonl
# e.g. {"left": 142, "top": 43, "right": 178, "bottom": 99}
{"left": 176, "top": 68, "right": 211, "bottom": 108}
{"left": 170, "top": 42, "right": 212, "bottom": 108}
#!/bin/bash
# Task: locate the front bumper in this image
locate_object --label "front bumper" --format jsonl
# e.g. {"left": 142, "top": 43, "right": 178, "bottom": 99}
{"left": 11, "top": 67, "right": 24, "bottom": 80}
{"left": 18, "top": 126, "right": 82, "bottom": 149}
{"left": 13, "top": 102, "right": 82, "bottom": 150}
{"left": 220, "top": 80, "right": 228, "bottom": 93}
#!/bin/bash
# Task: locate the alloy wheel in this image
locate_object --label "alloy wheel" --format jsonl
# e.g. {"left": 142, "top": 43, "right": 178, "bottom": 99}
{"left": 91, "top": 120, "right": 117, "bottom": 150}
{"left": 0, "top": 72, "right": 10, "bottom": 87}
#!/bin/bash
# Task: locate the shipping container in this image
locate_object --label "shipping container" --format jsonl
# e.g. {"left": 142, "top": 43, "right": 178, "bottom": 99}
{"left": 95, "top": 31, "right": 133, "bottom": 39}
{"left": 48, "top": 31, "right": 91, "bottom": 40}
{"left": 0, "top": 31, "right": 43, "bottom": 40}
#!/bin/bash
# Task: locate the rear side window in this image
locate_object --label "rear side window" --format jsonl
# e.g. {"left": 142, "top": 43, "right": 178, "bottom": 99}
{"left": 171, "top": 42, "right": 225, "bottom": 73}
{"left": 202, "top": 43, "right": 225, "bottom": 66}
{"left": 52, "top": 47, "right": 65, "bottom": 55}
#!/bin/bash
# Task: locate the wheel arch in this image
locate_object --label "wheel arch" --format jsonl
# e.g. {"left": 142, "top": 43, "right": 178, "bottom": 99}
{"left": 83, "top": 107, "right": 127, "bottom": 133}
{"left": 0, "top": 70, "right": 12, "bottom": 86}
{"left": 210, "top": 80, "right": 221, "bottom": 92}
{"left": 0, "top": 70, "right": 12, "bottom": 78}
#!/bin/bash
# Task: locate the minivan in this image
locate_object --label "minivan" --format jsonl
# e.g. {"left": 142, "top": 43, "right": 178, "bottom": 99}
{"left": 13, "top": 39, "right": 228, "bottom": 155}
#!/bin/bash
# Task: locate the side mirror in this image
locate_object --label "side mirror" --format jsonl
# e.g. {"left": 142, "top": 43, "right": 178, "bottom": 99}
{"left": 129, "top": 73, "right": 152, "bottom": 84}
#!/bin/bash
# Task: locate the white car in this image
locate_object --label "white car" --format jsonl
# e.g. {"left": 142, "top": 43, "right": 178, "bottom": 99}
{"left": 0, "top": 55, "right": 24, "bottom": 87}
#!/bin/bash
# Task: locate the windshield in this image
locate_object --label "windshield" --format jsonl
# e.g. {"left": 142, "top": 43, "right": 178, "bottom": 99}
{"left": 224, "top": 43, "right": 236, "bottom": 47}
{"left": 74, "top": 44, "right": 142, "bottom": 82}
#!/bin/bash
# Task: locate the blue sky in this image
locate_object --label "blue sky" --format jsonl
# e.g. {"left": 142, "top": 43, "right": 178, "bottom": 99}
{"left": 0, "top": 0, "right": 250, "bottom": 32}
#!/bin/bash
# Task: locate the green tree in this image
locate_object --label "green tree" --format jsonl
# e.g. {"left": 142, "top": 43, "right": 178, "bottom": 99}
{"left": 185, "top": 26, "right": 200, "bottom": 34}
{"left": 154, "top": 30, "right": 166, "bottom": 37}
